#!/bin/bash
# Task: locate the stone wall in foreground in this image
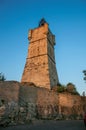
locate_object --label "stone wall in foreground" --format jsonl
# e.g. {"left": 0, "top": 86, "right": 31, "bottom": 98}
{"left": 0, "top": 81, "right": 86, "bottom": 126}
{"left": 58, "top": 92, "right": 86, "bottom": 119}
{"left": 0, "top": 81, "right": 59, "bottom": 126}
{"left": 0, "top": 81, "right": 20, "bottom": 102}
{"left": 19, "top": 83, "right": 59, "bottom": 119}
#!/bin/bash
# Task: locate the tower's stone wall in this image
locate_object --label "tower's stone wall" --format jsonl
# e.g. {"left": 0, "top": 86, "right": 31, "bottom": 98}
{"left": 21, "top": 22, "right": 59, "bottom": 89}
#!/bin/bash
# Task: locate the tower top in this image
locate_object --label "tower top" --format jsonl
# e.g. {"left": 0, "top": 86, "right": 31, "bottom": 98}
{"left": 38, "top": 18, "right": 48, "bottom": 27}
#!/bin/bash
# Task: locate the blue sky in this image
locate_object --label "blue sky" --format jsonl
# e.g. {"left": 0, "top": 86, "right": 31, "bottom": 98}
{"left": 0, "top": 0, "right": 86, "bottom": 95}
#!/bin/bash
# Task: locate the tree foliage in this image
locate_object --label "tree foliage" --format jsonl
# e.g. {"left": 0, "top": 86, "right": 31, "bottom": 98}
{"left": 0, "top": 73, "right": 6, "bottom": 81}
{"left": 56, "top": 82, "right": 79, "bottom": 95}
{"left": 66, "top": 83, "right": 79, "bottom": 95}
{"left": 83, "top": 70, "right": 86, "bottom": 82}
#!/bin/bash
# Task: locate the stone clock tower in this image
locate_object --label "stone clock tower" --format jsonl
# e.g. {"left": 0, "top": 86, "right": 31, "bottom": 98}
{"left": 21, "top": 19, "right": 59, "bottom": 89}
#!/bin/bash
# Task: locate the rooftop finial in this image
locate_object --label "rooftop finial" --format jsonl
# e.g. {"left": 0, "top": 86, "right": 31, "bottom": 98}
{"left": 38, "top": 18, "right": 47, "bottom": 27}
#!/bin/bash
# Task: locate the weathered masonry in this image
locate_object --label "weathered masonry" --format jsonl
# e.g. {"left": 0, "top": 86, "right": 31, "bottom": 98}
{"left": 21, "top": 19, "right": 59, "bottom": 89}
